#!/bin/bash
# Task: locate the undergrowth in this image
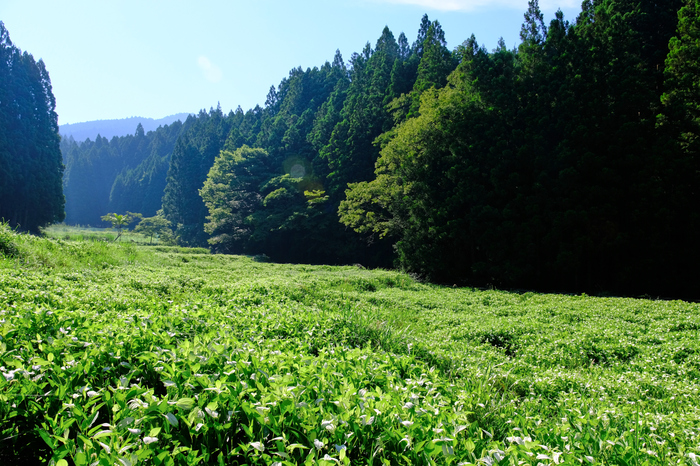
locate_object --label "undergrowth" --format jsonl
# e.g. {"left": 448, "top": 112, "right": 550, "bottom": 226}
{"left": 1, "top": 226, "right": 699, "bottom": 465}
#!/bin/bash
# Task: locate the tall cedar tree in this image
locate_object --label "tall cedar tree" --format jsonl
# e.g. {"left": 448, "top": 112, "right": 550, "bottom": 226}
{"left": 0, "top": 22, "right": 64, "bottom": 232}
{"left": 161, "top": 107, "right": 232, "bottom": 246}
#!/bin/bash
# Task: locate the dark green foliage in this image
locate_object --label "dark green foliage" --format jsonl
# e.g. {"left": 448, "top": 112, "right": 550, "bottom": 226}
{"left": 341, "top": 2, "right": 700, "bottom": 298}
{"left": 55, "top": 7, "right": 700, "bottom": 297}
{"left": 109, "top": 121, "right": 185, "bottom": 216}
{"left": 409, "top": 18, "right": 457, "bottom": 116}
{"left": 200, "top": 146, "right": 274, "bottom": 252}
{"left": 0, "top": 22, "right": 64, "bottom": 232}
{"left": 62, "top": 119, "right": 187, "bottom": 227}
{"left": 663, "top": 0, "right": 700, "bottom": 146}
{"left": 161, "top": 108, "right": 233, "bottom": 246}
{"left": 317, "top": 34, "right": 398, "bottom": 197}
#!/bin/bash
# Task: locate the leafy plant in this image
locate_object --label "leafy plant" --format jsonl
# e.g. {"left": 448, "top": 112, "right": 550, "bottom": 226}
{"left": 1, "top": 228, "right": 700, "bottom": 464}
{"left": 100, "top": 212, "right": 140, "bottom": 241}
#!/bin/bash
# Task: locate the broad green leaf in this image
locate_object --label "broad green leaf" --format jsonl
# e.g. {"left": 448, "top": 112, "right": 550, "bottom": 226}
{"left": 175, "top": 398, "right": 195, "bottom": 410}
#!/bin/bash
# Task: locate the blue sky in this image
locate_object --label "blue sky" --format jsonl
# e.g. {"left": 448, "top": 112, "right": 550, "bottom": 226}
{"left": 1, "top": 0, "right": 581, "bottom": 125}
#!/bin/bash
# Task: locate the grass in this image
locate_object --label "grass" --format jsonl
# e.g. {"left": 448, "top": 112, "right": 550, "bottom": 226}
{"left": 1, "top": 222, "right": 699, "bottom": 465}
{"left": 43, "top": 224, "right": 162, "bottom": 245}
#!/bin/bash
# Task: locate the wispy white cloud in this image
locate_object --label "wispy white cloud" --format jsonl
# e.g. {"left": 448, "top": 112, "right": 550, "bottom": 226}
{"left": 197, "top": 56, "right": 223, "bottom": 83}
{"left": 371, "top": 0, "right": 579, "bottom": 12}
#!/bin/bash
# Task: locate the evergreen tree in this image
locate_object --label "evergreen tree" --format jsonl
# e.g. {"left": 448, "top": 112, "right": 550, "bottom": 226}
{"left": 0, "top": 22, "right": 64, "bottom": 232}
{"left": 161, "top": 108, "right": 232, "bottom": 246}
{"left": 409, "top": 19, "right": 456, "bottom": 116}
{"left": 658, "top": 0, "right": 700, "bottom": 295}
{"left": 319, "top": 28, "right": 400, "bottom": 197}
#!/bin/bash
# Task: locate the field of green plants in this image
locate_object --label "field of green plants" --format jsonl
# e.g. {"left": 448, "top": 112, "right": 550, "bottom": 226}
{"left": 43, "top": 224, "right": 161, "bottom": 245}
{"left": 1, "top": 224, "right": 699, "bottom": 465}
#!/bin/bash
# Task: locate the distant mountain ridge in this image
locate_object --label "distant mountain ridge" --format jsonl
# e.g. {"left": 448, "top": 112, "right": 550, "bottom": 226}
{"left": 60, "top": 113, "right": 192, "bottom": 142}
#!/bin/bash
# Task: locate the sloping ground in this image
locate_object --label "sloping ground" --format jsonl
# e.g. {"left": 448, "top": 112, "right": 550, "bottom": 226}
{"left": 0, "top": 226, "right": 699, "bottom": 464}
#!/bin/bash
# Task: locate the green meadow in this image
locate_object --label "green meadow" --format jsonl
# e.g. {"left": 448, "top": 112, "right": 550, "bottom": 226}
{"left": 1, "top": 224, "right": 699, "bottom": 465}
{"left": 42, "top": 224, "right": 162, "bottom": 245}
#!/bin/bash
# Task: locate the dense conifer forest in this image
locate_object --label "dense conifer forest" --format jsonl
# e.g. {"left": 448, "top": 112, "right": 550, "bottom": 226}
{"left": 0, "top": 22, "right": 64, "bottom": 232}
{"left": 9, "top": 0, "right": 700, "bottom": 298}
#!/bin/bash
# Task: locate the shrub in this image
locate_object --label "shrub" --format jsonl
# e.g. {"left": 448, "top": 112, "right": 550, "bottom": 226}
{"left": 0, "top": 221, "right": 20, "bottom": 257}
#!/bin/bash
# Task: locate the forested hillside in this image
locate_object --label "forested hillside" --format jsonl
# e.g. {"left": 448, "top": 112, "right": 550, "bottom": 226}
{"left": 162, "top": 17, "right": 456, "bottom": 267}
{"left": 0, "top": 22, "right": 64, "bottom": 232}
{"left": 61, "top": 120, "right": 188, "bottom": 225}
{"left": 61, "top": 0, "right": 700, "bottom": 297}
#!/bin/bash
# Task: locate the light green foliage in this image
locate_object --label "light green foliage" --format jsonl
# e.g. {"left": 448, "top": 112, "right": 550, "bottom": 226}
{"left": 0, "top": 221, "right": 20, "bottom": 257}
{"left": 100, "top": 213, "right": 140, "bottom": 242}
{"left": 200, "top": 145, "right": 271, "bottom": 251}
{"left": 44, "top": 224, "right": 156, "bottom": 245}
{"left": 134, "top": 213, "right": 173, "bottom": 245}
{"left": 1, "top": 229, "right": 699, "bottom": 464}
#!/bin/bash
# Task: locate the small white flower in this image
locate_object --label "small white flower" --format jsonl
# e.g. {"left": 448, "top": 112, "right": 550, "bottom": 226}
{"left": 143, "top": 436, "right": 158, "bottom": 445}
{"left": 314, "top": 439, "right": 324, "bottom": 450}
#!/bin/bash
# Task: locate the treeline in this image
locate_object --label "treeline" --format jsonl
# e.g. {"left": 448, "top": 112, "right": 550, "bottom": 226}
{"left": 160, "top": 17, "right": 456, "bottom": 266}
{"left": 61, "top": 120, "right": 187, "bottom": 225}
{"left": 63, "top": 15, "right": 453, "bottom": 266}
{"left": 59, "top": 113, "right": 190, "bottom": 142}
{"left": 0, "top": 22, "right": 64, "bottom": 232}
{"left": 62, "top": 0, "right": 700, "bottom": 297}
{"left": 339, "top": 0, "right": 699, "bottom": 297}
